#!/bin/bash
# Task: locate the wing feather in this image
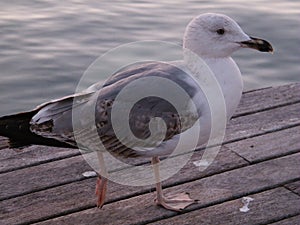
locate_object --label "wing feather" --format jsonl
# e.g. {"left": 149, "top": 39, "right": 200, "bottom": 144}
{"left": 30, "top": 62, "right": 203, "bottom": 157}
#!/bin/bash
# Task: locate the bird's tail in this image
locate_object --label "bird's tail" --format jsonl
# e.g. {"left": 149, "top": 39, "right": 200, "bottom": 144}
{"left": 0, "top": 111, "right": 37, "bottom": 149}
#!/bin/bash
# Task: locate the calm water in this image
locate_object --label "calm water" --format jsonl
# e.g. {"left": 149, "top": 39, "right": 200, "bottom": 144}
{"left": 0, "top": 0, "right": 299, "bottom": 115}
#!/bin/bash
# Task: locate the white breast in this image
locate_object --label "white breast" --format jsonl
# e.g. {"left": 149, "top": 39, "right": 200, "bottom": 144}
{"left": 204, "top": 57, "right": 244, "bottom": 119}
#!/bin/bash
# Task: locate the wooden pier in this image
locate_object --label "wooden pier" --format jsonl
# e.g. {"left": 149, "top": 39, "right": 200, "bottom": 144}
{"left": 0, "top": 83, "right": 300, "bottom": 225}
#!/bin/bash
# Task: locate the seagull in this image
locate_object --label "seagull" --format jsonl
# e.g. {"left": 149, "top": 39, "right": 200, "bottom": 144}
{"left": 0, "top": 13, "right": 273, "bottom": 211}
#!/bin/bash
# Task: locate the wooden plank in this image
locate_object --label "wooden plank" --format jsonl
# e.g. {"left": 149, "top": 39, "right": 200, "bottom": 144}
{"left": 285, "top": 180, "right": 300, "bottom": 196}
{"left": 228, "top": 125, "right": 300, "bottom": 163}
{"left": 5, "top": 152, "right": 298, "bottom": 225}
{"left": 1, "top": 101, "right": 299, "bottom": 200}
{"left": 0, "top": 145, "right": 79, "bottom": 174}
{"left": 1, "top": 84, "right": 299, "bottom": 173}
{"left": 0, "top": 136, "right": 9, "bottom": 150}
{"left": 0, "top": 143, "right": 248, "bottom": 223}
{"left": 269, "top": 215, "right": 300, "bottom": 225}
{"left": 225, "top": 102, "right": 300, "bottom": 142}
{"left": 0, "top": 155, "right": 93, "bottom": 201}
{"left": 149, "top": 188, "right": 300, "bottom": 225}
{"left": 235, "top": 83, "right": 300, "bottom": 117}
{"left": 0, "top": 179, "right": 96, "bottom": 225}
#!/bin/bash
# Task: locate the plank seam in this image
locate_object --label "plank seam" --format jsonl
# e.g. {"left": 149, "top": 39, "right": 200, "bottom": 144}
{"left": 0, "top": 176, "right": 88, "bottom": 202}
{"left": 230, "top": 150, "right": 251, "bottom": 164}
{"left": 0, "top": 151, "right": 81, "bottom": 175}
{"left": 242, "top": 86, "right": 272, "bottom": 94}
{"left": 250, "top": 148, "right": 300, "bottom": 165}
{"left": 283, "top": 184, "right": 300, "bottom": 197}
{"left": 266, "top": 214, "right": 300, "bottom": 225}
{"left": 259, "top": 212, "right": 300, "bottom": 225}
{"left": 232, "top": 99, "right": 300, "bottom": 118}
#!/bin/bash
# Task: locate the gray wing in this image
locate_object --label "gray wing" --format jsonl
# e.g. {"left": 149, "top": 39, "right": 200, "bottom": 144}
{"left": 30, "top": 62, "right": 203, "bottom": 157}
{"left": 30, "top": 92, "right": 94, "bottom": 147}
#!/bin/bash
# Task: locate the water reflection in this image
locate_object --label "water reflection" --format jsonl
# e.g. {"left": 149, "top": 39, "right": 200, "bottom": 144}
{"left": 0, "top": 0, "right": 299, "bottom": 115}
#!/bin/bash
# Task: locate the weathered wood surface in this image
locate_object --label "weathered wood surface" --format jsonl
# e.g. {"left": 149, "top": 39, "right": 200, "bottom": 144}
{"left": 150, "top": 188, "right": 300, "bottom": 225}
{"left": 270, "top": 215, "right": 300, "bottom": 225}
{"left": 0, "top": 83, "right": 299, "bottom": 225}
{"left": 285, "top": 180, "right": 300, "bottom": 196}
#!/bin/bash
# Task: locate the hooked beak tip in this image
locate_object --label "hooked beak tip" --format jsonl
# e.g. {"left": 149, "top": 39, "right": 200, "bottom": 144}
{"left": 240, "top": 36, "right": 274, "bottom": 53}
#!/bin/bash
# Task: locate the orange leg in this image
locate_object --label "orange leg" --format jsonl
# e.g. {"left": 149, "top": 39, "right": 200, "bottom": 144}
{"left": 152, "top": 156, "right": 197, "bottom": 211}
{"left": 95, "top": 175, "right": 108, "bottom": 208}
{"left": 95, "top": 151, "right": 108, "bottom": 208}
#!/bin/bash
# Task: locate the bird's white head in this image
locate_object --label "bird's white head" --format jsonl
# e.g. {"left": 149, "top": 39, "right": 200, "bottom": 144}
{"left": 183, "top": 13, "right": 273, "bottom": 58}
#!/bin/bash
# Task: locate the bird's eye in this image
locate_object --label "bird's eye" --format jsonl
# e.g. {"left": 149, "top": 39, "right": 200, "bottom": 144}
{"left": 216, "top": 28, "right": 225, "bottom": 35}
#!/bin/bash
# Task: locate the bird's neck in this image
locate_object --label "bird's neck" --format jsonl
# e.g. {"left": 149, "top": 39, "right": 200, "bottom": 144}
{"left": 183, "top": 50, "right": 244, "bottom": 119}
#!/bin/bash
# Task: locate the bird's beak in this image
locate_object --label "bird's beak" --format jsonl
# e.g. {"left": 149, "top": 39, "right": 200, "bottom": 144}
{"left": 239, "top": 36, "right": 274, "bottom": 53}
